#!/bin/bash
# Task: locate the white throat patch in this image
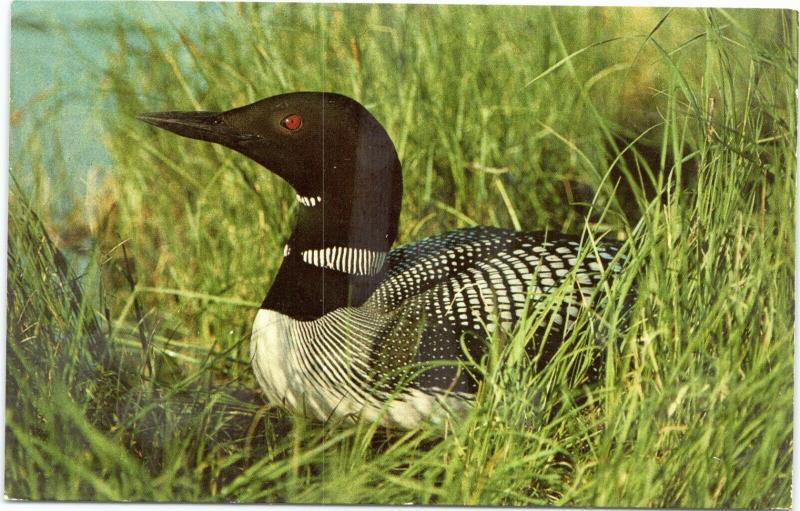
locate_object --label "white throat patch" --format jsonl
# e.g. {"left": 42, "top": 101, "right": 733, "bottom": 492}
{"left": 296, "top": 194, "right": 322, "bottom": 207}
{"left": 301, "top": 247, "right": 387, "bottom": 276}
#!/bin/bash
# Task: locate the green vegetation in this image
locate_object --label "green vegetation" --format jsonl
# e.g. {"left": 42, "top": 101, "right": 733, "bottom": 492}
{"left": 7, "top": 4, "right": 795, "bottom": 506}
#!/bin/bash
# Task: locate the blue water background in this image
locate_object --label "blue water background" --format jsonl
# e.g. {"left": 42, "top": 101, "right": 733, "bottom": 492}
{"left": 10, "top": 1, "right": 218, "bottom": 206}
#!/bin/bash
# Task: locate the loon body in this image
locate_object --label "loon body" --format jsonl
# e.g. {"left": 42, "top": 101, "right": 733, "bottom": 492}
{"left": 139, "top": 92, "right": 625, "bottom": 429}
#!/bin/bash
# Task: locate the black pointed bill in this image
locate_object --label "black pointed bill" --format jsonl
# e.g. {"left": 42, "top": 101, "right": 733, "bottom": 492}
{"left": 137, "top": 111, "right": 261, "bottom": 144}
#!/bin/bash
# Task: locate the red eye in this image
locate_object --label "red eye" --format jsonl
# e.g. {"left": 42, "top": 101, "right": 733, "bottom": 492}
{"left": 281, "top": 114, "right": 302, "bottom": 131}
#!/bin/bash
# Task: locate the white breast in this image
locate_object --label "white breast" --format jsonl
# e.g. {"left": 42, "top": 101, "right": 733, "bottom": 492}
{"left": 250, "top": 308, "right": 472, "bottom": 429}
{"left": 250, "top": 309, "right": 302, "bottom": 410}
{"left": 250, "top": 308, "right": 376, "bottom": 422}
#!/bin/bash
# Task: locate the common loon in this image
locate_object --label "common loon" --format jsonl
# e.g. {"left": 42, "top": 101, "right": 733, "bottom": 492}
{"left": 139, "top": 92, "right": 626, "bottom": 429}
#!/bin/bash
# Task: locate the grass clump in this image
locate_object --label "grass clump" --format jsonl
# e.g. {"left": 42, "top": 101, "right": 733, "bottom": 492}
{"left": 7, "top": 4, "right": 796, "bottom": 506}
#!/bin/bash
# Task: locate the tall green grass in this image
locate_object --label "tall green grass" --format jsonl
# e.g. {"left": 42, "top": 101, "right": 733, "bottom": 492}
{"left": 7, "top": 4, "right": 795, "bottom": 506}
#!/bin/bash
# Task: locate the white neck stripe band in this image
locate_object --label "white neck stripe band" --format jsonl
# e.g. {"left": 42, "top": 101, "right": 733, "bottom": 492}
{"left": 300, "top": 247, "right": 387, "bottom": 276}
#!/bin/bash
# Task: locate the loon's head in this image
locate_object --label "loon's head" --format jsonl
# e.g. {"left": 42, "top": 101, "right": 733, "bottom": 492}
{"left": 139, "top": 92, "right": 403, "bottom": 250}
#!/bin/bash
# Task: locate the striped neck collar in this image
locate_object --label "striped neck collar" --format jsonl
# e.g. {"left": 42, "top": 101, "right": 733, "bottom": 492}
{"left": 261, "top": 245, "right": 389, "bottom": 320}
{"left": 282, "top": 243, "right": 387, "bottom": 276}
{"left": 299, "top": 246, "right": 387, "bottom": 276}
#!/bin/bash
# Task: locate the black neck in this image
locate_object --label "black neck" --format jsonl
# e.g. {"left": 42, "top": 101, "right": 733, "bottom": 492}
{"left": 261, "top": 155, "right": 402, "bottom": 320}
{"left": 262, "top": 252, "right": 388, "bottom": 320}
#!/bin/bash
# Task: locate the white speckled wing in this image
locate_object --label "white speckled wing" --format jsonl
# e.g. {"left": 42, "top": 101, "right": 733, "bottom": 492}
{"left": 364, "top": 226, "right": 625, "bottom": 394}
